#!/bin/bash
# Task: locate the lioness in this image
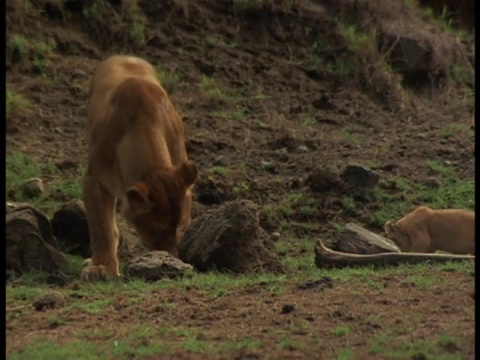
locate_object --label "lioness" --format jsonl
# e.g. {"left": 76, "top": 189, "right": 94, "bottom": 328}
{"left": 384, "top": 206, "right": 475, "bottom": 255}
{"left": 82, "top": 55, "right": 197, "bottom": 280}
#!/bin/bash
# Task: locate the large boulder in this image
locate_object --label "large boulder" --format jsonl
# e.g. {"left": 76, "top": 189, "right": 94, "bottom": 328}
{"left": 178, "top": 199, "right": 285, "bottom": 274}
{"left": 6, "top": 202, "right": 67, "bottom": 273}
{"left": 51, "top": 200, "right": 91, "bottom": 258}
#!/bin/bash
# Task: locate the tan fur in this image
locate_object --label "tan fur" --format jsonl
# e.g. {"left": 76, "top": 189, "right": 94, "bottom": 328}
{"left": 384, "top": 206, "right": 475, "bottom": 255}
{"left": 82, "top": 55, "right": 197, "bottom": 280}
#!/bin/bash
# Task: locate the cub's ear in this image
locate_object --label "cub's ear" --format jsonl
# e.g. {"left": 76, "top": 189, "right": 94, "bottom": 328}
{"left": 125, "top": 182, "right": 153, "bottom": 214}
{"left": 176, "top": 160, "right": 198, "bottom": 188}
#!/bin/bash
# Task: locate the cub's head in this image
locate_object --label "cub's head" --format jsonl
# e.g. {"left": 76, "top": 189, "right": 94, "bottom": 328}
{"left": 384, "top": 220, "right": 411, "bottom": 251}
{"left": 122, "top": 161, "right": 197, "bottom": 256}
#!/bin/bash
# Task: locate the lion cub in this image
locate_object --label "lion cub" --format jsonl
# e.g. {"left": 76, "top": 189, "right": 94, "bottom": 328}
{"left": 82, "top": 55, "right": 197, "bottom": 280}
{"left": 384, "top": 206, "right": 475, "bottom": 255}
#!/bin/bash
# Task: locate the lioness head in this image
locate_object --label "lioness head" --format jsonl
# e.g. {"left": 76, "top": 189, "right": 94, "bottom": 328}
{"left": 384, "top": 220, "right": 411, "bottom": 251}
{"left": 122, "top": 161, "right": 198, "bottom": 255}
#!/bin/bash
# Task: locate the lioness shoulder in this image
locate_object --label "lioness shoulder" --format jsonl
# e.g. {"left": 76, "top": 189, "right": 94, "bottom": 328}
{"left": 384, "top": 206, "right": 475, "bottom": 255}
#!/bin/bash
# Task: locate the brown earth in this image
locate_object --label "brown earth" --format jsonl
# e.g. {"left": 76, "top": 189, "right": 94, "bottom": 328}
{"left": 5, "top": 0, "right": 475, "bottom": 358}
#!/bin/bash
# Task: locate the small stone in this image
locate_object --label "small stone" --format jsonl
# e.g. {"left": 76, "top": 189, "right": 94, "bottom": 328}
{"left": 261, "top": 161, "right": 276, "bottom": 173}
{"left": 281, "top": 304, "right": 295, "bottom": 314}
{"left": 55, "top": 159, "right": 78, "bottom": 171}
{"left": 296, "top": 145, "right": 308, "bottom": 153}
{"left": 125, "top": 251, "right": 194, "bottom": 281}
{"left": 297, "top": 277, "right": 334, "bottom": 291}
{"left": 21, "top": 178, "right": 44, "bottom": 198}
{"left": 270, "top": 232, "right": 281, "bottom": 241}
{"left": 71, "top": 69, "right": 87, "bottom": 78}
{"left": 32, "top": 291, "right": 65, "bottom": 311}
{"left": 213, "top": 155, "right": 228, "bottom": 166}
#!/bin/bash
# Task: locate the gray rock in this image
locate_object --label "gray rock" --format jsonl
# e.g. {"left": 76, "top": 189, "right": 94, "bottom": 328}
{"left": 21, "top": 178, "right": 44, "bottom": 198}
{"left": 305, "top": 167, "right": 341, "bottom": 193}
{"left": 6, "top": 203, "right": 67, "bottom": 273}
{"left": 341, "top": 164, "right": 379, "bottom": 189}
{"left": 380, "top": 31, "right": 431, "bottom": 77}
{"left": 32, "top": 291, "right": 65, "bottom": 311}
{"left": 51, "top": 200, "right": 90, "bottom": 258}
{"left": 179, "top": 199, "right": 285, "bottom": 274}
{"left": 335, "top": 223, "right": 400, "bottom": 255}
{"left": 125, "top": 251, "right": 193, "bottom": 281}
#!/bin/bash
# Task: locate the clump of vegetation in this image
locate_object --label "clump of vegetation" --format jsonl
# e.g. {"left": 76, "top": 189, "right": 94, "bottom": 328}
{"left": 198, "top": 75, "right": 234, "bottom": 102}
{"left": 7, "top": 34, "right": 56, "bottom": 73}
{"left": 6, "top": 89, "right": 31, "bottom": 122}
{"left": 81, "top": 0, "right": 148, "bottom": 50}
{"left": 156, "top": 67, "right": 182, "bottom": 93}
{"left": 6, "top": 151, "right": 83, "bottom": 215}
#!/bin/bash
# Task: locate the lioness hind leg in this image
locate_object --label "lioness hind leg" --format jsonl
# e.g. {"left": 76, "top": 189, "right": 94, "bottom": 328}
{"left": 81, "top": 174, "right": 120, "bottom": 281}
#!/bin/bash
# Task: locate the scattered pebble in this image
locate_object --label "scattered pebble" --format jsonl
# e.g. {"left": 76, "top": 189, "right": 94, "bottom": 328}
{"left": 297, "top": 277, "right": 334, "bottom": 291}
{"left": 270, "top": 232, "right": 281, "bottom": 241}
{"left": 261, "top": 161, "right": 276, "bottom": 173}
{"left": 296, "top": 145, "right": 308, "bottom": 153}
{"left": 281, "top": 304, "right": 295, "bottom": 314}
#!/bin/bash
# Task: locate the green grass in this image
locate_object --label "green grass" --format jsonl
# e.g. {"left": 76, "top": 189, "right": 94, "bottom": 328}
{"left": 367, "top": 331, "right": 464, "bottom": 359}
{"left": 156, "top": 67, "right": 182, "bottom": 93}
{"left": 129, "top": 20, "right": 146, "bottom": 46}
{"left": 8, "top": 34, "right": 28, "bottom": 62}
{"left": 6, "top": 151, "right": 84, "bottom": 215}
{"left": 32, "top": 38, "right": 55, "bottom": 59}
{"left": 442, "top": 123, "right": 473, "bottom": 139}
{"left": 198, "top": 75, "right": 235, "bottom": 102}
{"left": 6, "top": 89, "right": 31, "bottom": 121}
{"left": 69, "top": 298, "right": 114, "bottom": 314}
{"left": 300, "top": 115, "right": 316, "bottom": 126}
{"left": 331, "top": 325, "right": 352, "bottom": 337}
{"left": 9, "top": 341, "right": 104, "bottom": 360}
{"left": 341, "top": 129, "right": 362, "bottom": 144}
{"left": 369, "top": 160, "right": 474, "bottom": 227}
{"left": 7, "top": 256, "right": 473, "bottom": 358}
{"left": 212, "top": 166, "right": 229, "bottom": 176}
{"left": 7, "top": 36, "right": 57, "bottom": 72}
{"left": 335, "top": 348, "right": 355, "bottom": 360}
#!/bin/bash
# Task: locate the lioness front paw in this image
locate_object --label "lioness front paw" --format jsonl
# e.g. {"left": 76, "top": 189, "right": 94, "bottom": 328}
{"left": 81, "top": 264, "right": 120, "bottom": 281}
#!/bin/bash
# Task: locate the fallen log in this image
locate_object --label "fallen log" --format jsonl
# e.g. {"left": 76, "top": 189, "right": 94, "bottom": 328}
{"left": 335, "top": 223, "right": 400, "bottom": 254}
{"left": 315, "top": 240, "right": 475, "bottom": 268}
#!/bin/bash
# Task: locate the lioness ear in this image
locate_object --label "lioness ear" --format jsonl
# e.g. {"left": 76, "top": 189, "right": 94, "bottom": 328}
{"left": 176, "top": 161, "right": 198, "bottom": 188}
{"left": 384, "top": 221, "right": 397, "bottom": 235}
{"left": 125, "top": 182, "right": 153, "bottom": 214}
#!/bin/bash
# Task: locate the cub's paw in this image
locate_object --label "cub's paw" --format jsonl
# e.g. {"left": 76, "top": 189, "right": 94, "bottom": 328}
{"left": 81, "top": 264, "right": 120, "bottom": 281}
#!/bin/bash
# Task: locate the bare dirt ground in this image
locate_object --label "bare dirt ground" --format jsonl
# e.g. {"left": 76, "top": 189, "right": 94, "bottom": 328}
{"left": 6, "top": 0, "right": 475, "bottom": 358}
